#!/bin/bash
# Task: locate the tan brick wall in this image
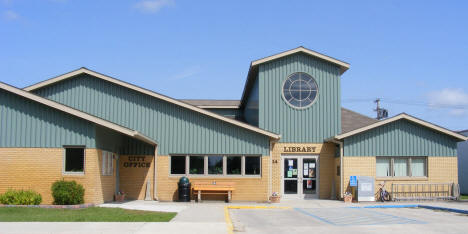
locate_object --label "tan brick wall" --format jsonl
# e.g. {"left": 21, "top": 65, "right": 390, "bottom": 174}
{"left": 334, "top": 157, "right": 341, "bottom": 199}
{"left": 342, "top": 156, "right": 458, "bottom": 197}
{"left": 156, "top": 156, "right": 269, "bottom": 201}
{"left": 119, "top": 155, "right": 154, "bottom": 200}
{"left": 0, "top": 148, "right": 116, "bottom": 204}
{"left": 271, "top": 142, "right": 336, "bottom": 199}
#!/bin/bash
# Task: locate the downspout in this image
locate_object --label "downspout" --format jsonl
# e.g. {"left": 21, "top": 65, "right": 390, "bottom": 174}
{"left": 153, "top": 145, "right": 159, "bottom": 201}
{"left": 268, "top": 141, "right": 273, "bottom": 201}
{"left": 339, "top": 141, "right": 344, "bottom": 199}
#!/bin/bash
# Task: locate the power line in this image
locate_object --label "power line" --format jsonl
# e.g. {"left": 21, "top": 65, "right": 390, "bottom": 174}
{"left": 343, "top": 98, "right": 468, "bottom": 109}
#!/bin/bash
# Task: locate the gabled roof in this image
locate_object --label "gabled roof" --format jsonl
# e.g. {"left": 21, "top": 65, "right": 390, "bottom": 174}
{"left": 180, "top": 99, "right": 241, "bottom": 109}
{"left": 251, "top": 46, "right": 350, "bottom": 74}
{"left": 240, "top": 46, "right": 350, "bottom": 108}
{"left": 0, "top": 82, "right": 157, "bottom": 146}
{"left": 180, "top": 100, "right": 378, "bottom": 133}
{"left": 333, "top": 113, "right": 468, "bottom": 141}
{"left": 23, "top": 68, "right": 280, "bottom": 140}
{"left": 341, "top": 108, "right": 379, "bottom": 133}
{"left": 458, "top": 130, "right": 468, "bottom": 137}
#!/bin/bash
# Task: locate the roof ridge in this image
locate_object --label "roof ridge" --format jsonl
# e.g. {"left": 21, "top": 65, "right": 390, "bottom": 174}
{"left": 334, "top": 113, "right": 467, "bottom": 141}
{"left": 0, "top": 81, "right": 157, "bottom": 145}
{"left": 22, "top": 68, "right": 280, "bottom": 139}
{"left": 341, "top": 107, "right": 378, "bottom": 122}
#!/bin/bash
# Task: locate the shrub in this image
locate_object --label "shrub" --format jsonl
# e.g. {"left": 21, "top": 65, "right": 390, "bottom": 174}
{"left": 51, "top": 180, "right": 85, "bottom": 205}
{"left": 0, "top": 189, "right": 42, "bottom": 205}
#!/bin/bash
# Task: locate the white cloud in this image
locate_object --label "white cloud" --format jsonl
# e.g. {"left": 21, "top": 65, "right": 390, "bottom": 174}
{"left": 170, "top": 65, "right": 202, "bottom": 80}
{"left": 134, "top": 0, "right": 174, "bottom": 13}
{"left": 428, "top": 88, "right": 468, "bottom": 116}
{"left": 2, "top": 10, "right": 19, "bottom": 20}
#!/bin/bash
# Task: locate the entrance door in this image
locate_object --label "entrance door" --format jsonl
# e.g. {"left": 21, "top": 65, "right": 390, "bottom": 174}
{"left": 282, "top": 155, "right": 318, "bottom": 199}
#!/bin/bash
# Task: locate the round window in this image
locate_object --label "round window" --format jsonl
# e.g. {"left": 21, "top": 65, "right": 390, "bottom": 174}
{"left": 282, "top": 72, "right": 318, "bottom": 109}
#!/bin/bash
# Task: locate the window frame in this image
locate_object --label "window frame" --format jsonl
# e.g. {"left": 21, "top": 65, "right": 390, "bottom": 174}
{"left": 281, "top": 72, "right": 319, "bottom": 110}
{"left": 376, "top": 156, "right": 427, "bottom": 178}
{"left": 63, "top": 146, "right": 86, "bottom": 175}
{"left": 169, "top": 155, "right": 262, "bottom": 178}
{"left": 169, "top": 155, "right": 187, "bottom": 176}
{"left": 102, "top": 151, "right": 114, "bottom": 176}
{"left": 244, "top": 155, "right": 262, "bottom": 176}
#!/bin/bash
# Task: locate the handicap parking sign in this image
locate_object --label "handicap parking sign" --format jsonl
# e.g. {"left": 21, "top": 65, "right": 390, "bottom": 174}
{"left": 350, "top": 176, "right": 357, "bottom": 187}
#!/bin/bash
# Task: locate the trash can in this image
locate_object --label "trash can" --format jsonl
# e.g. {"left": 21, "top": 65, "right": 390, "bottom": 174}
{"left": 178, "top": 177, "right": 191, "bottom": 202}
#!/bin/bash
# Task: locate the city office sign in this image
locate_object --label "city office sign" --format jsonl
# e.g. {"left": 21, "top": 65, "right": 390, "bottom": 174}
{"left": 282, "top": 146, "right": 317, "bottom": 153}
{"left": 123, "top": 156, "right": 151, "bottom": 168}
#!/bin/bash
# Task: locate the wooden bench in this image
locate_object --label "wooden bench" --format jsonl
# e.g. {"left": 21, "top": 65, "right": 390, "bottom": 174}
{"left": 192, "top": 181, "right": 235, "bottom": 202}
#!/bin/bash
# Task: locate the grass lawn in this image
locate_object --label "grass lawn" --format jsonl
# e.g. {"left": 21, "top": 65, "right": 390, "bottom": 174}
{"left": 461, "top": 195, "right": 468, "bottom": 200}
{"left": 0, "top": 207, "right": 176, "bottom": 222}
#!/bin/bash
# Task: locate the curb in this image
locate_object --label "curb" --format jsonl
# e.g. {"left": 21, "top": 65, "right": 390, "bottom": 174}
{"left": 418, "top": 205, "right": 468, "bottom": 215}
{"left": 0, "top": 203, "right": 95, "bottom": 209}
{"left": 353, "top": 204, "right": 468, "bottom": 215}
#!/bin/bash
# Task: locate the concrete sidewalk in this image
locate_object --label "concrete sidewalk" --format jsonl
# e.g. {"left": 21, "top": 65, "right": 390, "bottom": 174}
{"left": 0, "top": 222, "right": 227, "bottom": 234}
{"left": 2, "top": 200, "right": 468, "bottom": 234}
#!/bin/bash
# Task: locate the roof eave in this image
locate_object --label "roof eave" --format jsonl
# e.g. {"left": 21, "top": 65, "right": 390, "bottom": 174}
{"left": 1, "top": 81, "right": 157, "bottom": 145}
{"left": 23, "top": 68, "right": 280, "bottom": 140}
{"left": 334, "top": 113, "right": 468, "bottom": 142}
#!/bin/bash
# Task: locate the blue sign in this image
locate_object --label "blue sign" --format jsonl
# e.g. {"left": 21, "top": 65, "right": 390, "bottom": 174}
{"left": 350, "top": 176, "right": 357, "bottom": 187}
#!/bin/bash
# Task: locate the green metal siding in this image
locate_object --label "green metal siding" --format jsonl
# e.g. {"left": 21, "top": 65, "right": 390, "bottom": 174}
{"left": 244, "top": 77, "right": 259, "bottom": 126}
{"left": 204, "top": 108, "right": 241, "bottom": 120}
{"left": 33, "top": 74, "right": 270, "bottom": 156}
{"left": 0, "top": 89, "right": 96, "bottom": 148}
{"left": 343, "top": 119, "right": 457, "bottom": 156}
{"left": 259, "top": 53, "right": 342, "bottom": 143}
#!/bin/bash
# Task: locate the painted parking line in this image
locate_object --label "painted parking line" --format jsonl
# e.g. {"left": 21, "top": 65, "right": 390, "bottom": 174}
{"left": 354, "top": 204, "right": 468, "bottom": 215}
{"left": 293, "top": 207, "right": 425, "bottom": 226}
{"left": 224, "top": 205, "right": 292, "bottom": 234}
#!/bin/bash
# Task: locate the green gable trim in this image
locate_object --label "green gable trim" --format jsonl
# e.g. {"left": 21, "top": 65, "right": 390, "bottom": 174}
{"left": 259, "top": 52, "right": 342, "bottom": 143}
{"left": 244, "top": 76, "right": 259, "bottom": 126}
{"left": 33, "top": 74, "right": 271, "bottom": 156}
{"left": 0, "top": 89, "right": 95, "bottom": 148}
{"left": 343, "top": 119, "right": 457, "bottom": 157}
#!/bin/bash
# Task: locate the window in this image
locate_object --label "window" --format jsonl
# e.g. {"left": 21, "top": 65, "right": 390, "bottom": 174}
{"left": 189, "top": 156, "right": 204, "bottom": 175}
{"left": 102, "top": 151, "right": 114, "bottom": 176}
{"left": 393, "top": 158, "right": 408, "bottom": 177}
{"left": 64, "top": 147, "right": 85, "bottom": 173}
{"left": 171, "top": 156, "right": 186, "bottom": 174}
{"left": 208, "top": 156, "right": 223, "bottom": 175}
{"left": 411, "top": 158, "right": 426, "bottom": 177}
{"left": 170, "top": 155, "right": 261, "bottom": 176}
{"left": 376, "top": 157, "right": 427, "bottom": 177}
{"left": 227, "top": 156, "right": 241, "bottom": 175}
{"left": 245, "top": 156, "right": 261, "bottom": 175}
{"left": 282, "top": 72, "right": 318, "bottom": 109}
{"left": 376, "top": 158, "right": 391, "bottom": 177}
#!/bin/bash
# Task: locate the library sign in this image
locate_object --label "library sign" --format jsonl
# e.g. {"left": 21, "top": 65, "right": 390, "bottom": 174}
{"left": 282, "top": 146, "right": 317, "bottom": 153}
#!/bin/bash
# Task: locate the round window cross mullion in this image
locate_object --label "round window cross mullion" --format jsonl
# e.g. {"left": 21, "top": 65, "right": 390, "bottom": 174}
{"left": 282, "top": 72, "right": 318, "bottom": 109}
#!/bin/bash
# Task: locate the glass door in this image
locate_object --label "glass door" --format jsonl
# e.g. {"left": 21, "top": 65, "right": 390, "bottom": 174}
{"left": 283, "top": 157, "right": 299, "bottom": 196}
{"left": 282, "top": 155, "right": 319, "bottom": 199}
{"left": 302, "top": 157, "right": 317, "bottom": 199}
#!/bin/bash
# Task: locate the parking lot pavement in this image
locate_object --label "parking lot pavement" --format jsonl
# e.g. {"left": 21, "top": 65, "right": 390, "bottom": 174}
{"left": 229, "top": 207, "right": 468, "bottom": 234}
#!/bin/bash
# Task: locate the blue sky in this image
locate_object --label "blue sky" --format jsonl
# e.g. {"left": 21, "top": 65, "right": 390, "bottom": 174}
{"left": 1, "top": 0, "right": 467, "bottom": 131}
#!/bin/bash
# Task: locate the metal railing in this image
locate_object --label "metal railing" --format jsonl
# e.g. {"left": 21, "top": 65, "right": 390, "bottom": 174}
{"left": 391, "top": 183, "right": 459, "bottom": 201}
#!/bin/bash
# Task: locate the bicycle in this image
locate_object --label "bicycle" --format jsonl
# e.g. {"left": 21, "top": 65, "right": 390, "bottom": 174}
{"left": 376, "top": 182, "right": 391, "bottom": 202}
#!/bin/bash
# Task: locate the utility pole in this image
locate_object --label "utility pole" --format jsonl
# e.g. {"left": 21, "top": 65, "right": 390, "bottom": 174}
{"left": 374, "top": 98, "right": 388, "bottom": 120}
